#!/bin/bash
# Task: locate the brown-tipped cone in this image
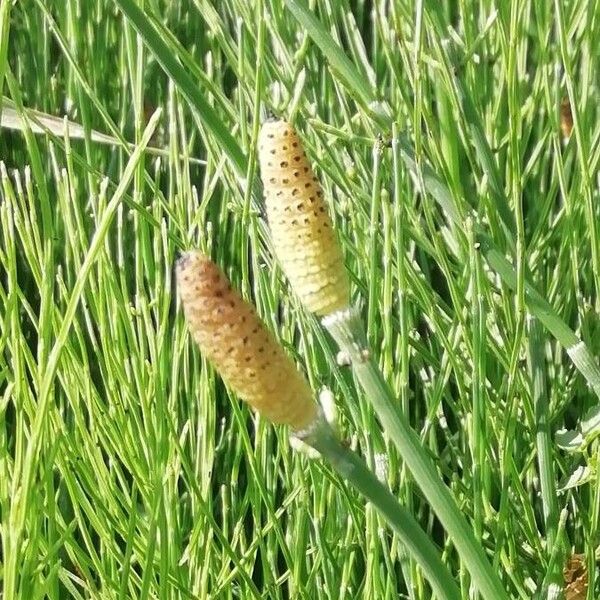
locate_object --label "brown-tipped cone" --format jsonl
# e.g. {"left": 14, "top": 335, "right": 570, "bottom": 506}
{"left": 176, "top": 251, "right": 318, "bottom": 431}
{"left": 258, "top": 119, "right": 350, "bottom": 316}
{"left": 560, "top": 97, "right": 573, "bottom": 139}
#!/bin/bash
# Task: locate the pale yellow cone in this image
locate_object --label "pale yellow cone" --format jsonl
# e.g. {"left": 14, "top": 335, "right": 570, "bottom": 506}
{"left": 176, "top": 251, "right": 318, "bottom": 431}
{"left": 258, "top": 119, "right": 350, "bottom": 316}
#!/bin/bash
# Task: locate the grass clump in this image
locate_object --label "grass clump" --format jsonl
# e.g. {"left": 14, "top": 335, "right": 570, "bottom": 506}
{"left": 1, "top": 0, "right": 600, "bottom": 598}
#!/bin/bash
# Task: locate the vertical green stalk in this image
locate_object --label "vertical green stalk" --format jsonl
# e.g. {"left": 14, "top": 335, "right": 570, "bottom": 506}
{"left": 322, "top": 308, "right": 509, "bottom": 600}
{"left": 240, "top": 0, "right": 264, "bottom": 298}
{"left": 366, "top": 140, "right": 383, "bottom": 340}
{"left": 392, "top": 124, "right": 419, "bottom": 591}
{"left": 468, "top": 221, "right": 485, "bottom": 546}
{"left": 0, "top": 0, "right": 11, "bottom": 123}
{"left": 527, "top": 319, "right": 563, "bottom": 598}
{"left": 504, "top": 0, "right": 526, "bottom": 404}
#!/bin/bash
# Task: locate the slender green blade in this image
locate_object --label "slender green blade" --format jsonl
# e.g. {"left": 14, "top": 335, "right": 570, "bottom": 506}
{"left": 284, "top": 0, "right": 376, "bottom": 108}
{"left": 0, "top": 0, "right": 11, "bottom": 123}
{"left": 112, "top": 0, "right": 247, "bottom": 176}
{"left": 1, "top": 97, "right": 205, "bottom": 165}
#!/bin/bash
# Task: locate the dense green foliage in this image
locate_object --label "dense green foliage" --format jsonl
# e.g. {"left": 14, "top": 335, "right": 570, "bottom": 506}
{"left": 1, "top": 0, "right": 599, "bottom": 597}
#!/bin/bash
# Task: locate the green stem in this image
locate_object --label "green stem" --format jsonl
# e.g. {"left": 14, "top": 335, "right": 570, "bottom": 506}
{"left": 527, "top": 318, "right": 564, "bottom": 598}
{"left": 322, "top": 308, "right": 509, "bottom": 600}
{"left": 0, "top": 0, "right": 12, "bottom": 125}
{"left": 302, "top": 417, "right": 461, "bottom": 600}
{"left": 536, "top": 509, "right": 568, "bottom": 600}
{"left": 467, "top": 220, "right": 485, "bottom": 545}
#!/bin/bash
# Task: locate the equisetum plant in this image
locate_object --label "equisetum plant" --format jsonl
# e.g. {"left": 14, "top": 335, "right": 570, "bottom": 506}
{"left": 176, "top": 250, "right": 461, "bottom": 600}
{"left": 258, "top": 118, "right": 509, "bottom": 600}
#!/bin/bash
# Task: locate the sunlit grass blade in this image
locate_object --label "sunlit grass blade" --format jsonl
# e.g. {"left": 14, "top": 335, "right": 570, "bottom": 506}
{"left": 0, "top": 0, "right": 11, "bottom": 123}
{"left": 113, "top": 0, "right": 247, "bottom": 176}
{"left": 284, "top": 0, "right": 389, "bottom": 124}
{"left": 1, "top": 97, "right": 205, "bottom": 165}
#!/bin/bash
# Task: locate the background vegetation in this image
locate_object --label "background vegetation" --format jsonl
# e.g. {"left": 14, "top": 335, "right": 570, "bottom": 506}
{"left": 1, "top": 0, "right": 599, "bottom": 597}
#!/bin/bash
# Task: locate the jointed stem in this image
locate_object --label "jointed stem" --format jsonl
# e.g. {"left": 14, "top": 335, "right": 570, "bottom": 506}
{"left": 323, "top": 307, "right": 509, "bottom": 600}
